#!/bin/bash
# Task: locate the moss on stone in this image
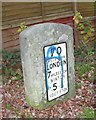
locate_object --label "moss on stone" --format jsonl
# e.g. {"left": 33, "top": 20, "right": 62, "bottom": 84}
{"left": 25, "top": 79, "right": 75, "bottom": 110}
{"left": 26, "top": 94, "right": 64, "bottom": 110}
{"left": 25, "top": 93, "right": 76, "bottom": 110}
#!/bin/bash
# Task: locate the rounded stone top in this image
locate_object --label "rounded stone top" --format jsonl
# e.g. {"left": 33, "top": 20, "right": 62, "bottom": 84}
{"left": 20, "top": 22, "right": 72, "bottom": 38}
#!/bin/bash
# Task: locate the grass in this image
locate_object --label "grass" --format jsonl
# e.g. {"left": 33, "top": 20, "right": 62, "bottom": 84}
{"left": 6, "top": 103, "right": 12, "bottom": 110}
{"left": 75, "top": 82, "right": 82, "bottom": 89}
{"left": 76, "top": 63, "right": 92, "bottom": 77}
{"left": 80, "top": 107, "right": 95, "bottom": 119}
{"left": 75, "top": 47, "right": 94, "bottom": 78}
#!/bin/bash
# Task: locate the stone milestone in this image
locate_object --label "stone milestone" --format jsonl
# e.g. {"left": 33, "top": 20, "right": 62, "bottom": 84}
{"left": 20, "top": 23, "right": 75, "bottom": 109}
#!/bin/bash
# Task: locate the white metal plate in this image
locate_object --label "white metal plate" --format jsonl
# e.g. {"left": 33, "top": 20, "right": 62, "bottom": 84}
{"left": 44, "top": 42, "right": 68, "bottom": 101}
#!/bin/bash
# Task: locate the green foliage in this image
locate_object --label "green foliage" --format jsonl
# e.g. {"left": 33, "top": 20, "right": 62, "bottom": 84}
{"left": 74, "top": 48, "right": 83, "bottom": 56}
{"left": 6, "top": 103, "right": 12, "bottom": 110}
{"left": 75, "top": 47, "right": 94, "bottom": 80}
{"left": 80, "top": 107, "right": 95, "bottom": 118}
{"left": 75, "top": 47, "right": 94, "bottom": 61}
{"left": 87, "top": 48, "right": 94, "bottom": 56}
{"left": 73, "top": 11, "right": 94, "bottom": 46}
{"left": 77, "top": 23, "right": 84, "bottom": 30}
{"left": 73, "top": 12, "right": 95, "bottom": 78}
{"left": 73, "top": 12, "right": 83, "bottom": 24}
{"left": 17, "top": 22, "right": 28, "bottom": 33}
{"left": 25, "top": 113, "right": 32, "bottom": 119}
{"left": 76, "top": 63, "right": 92, "bottom": 77}
{"left": 75, "top": 83, "right": 82, "bottom": 89}
{"left": 2, "top": 50, "right": 22, "bottom": 83}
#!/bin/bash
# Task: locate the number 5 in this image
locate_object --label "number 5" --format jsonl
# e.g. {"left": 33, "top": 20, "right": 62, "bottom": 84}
{"left": 53, "top": 83, "right": 57, "bottom": 91}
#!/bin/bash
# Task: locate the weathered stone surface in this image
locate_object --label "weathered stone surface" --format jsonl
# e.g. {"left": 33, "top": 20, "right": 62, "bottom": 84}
{"left": 20, "top": 23, "right": 75, "bottom": 109}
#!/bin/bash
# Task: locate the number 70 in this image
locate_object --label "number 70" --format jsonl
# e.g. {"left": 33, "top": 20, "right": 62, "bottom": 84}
{"left": 51, "top": 46, "right": 62, "bottom": 56}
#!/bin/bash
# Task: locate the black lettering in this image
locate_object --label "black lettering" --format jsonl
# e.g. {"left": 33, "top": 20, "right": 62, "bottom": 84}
{"left": 49, "top": 61, "right": 61, "bottom": 70}
{"left": 63, "top": 60, "right": 66, "bottom": 64}
{"left": 48, "top": 71, "right": 51, "bottom": 78}
{"left": 50, "top": 64, "right": 53, "bottom": 69}
{"left": 51, "top": 79, "right": 53, "bottom": 82}
{"left": 53, "top": 83, "right": 57, "bottom": 91}
{"left": 53, "top": 62, "right": 57, "bottom": 67}
{"left": 57, "top": 61, "right": 60, "bottom": 67}
{"left": 51, "top": 48, "right": 54, "bottom": 57}
{"left": 57, "top": 47, "right": 62, "bottom": 55}
{"left": 50, "top": 46, "right": 62, "bottom": 56}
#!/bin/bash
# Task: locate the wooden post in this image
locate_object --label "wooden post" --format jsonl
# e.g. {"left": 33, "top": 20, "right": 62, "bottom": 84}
{"left": 40, "top": 2, "right": 45, "bottom": 21}
{"left": 73, "top": 1, "right": 78, "bottom": 48}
